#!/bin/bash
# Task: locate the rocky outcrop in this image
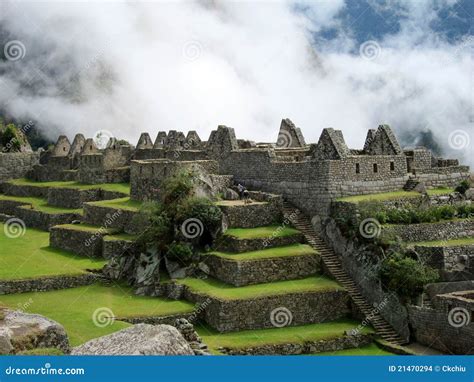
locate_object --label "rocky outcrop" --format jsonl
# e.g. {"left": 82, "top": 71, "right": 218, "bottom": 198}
{"left": 0, "top": 308, "right": 69, "bottom": 354}
{"left": 71, "top": 324, "right": 194, "bottom": 355}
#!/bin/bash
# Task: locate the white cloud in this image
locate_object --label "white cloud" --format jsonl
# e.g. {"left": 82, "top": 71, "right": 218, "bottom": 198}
{"left": 0, "top": 0, "right": 471, "bottom": 165}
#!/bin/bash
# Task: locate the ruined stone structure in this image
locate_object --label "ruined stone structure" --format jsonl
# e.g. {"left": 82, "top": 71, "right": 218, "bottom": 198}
{"left": 10, "top": 119, "right": 466, "bottom": 216}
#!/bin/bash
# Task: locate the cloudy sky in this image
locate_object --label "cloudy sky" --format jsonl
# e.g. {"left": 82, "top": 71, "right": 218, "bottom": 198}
{"left": 0, "top": 0, "right": 472, "bottom": 164}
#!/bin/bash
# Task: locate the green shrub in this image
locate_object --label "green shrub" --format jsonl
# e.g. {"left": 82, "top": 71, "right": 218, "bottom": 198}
{"left": 166, "top": 242, "right": 193, "bottom": 262}
{"left": 0, "top": 124, "right": 21, "bottom": 152}
{"left": 162, "top": 169, "right": 195, "bottom": 208}
{"left": 455, "top": 180, "right": 471, "bottom": 195}
{"left": 176, "top": 197, "right": 223, "bottom": 235}
{"left": 380, "top": 253, "right": 439, "bottom": 302}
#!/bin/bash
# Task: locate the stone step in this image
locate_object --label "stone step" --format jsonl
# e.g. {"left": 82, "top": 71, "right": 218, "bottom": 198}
{"left": 282, "top": 201, "right": 408, "bottom": 346}
{"left": 176, "top": 276, "right": 350, "bottom": 333}
{"left": 50, "top": 224, "right": 120, "bottom": 258}
{"left": 203, "top": 244, "right": 321, "bottom": 286}
{"left": 215, "top": 226, "right": 305, "bottom": 253}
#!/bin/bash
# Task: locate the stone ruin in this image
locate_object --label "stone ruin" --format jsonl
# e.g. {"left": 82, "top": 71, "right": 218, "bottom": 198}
{"left": 1, "top": 118, "right": 468, "bottom": 216}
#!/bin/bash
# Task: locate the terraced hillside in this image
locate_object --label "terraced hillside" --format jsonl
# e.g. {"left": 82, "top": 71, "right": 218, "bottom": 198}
{"left": 327, "top": 187, "right": 474, "bottom": 354}
{"left": 0, "top": 179, "right": 396, "bottom": 355}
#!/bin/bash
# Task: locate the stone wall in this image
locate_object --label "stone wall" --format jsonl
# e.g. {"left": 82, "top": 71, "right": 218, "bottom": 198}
{"left": 220, "top": 333, "right": 373, "bottom": 355}
{"left": 83, "top": 203, "right": 138, "bottom": 233}
{"left": 183, "top": 288, "right": 350, "bottom": 332}
{"left": 218, "top": 198, "right": 282, "bottom": 228}
{"left": 414, "top": 245, "right": 474, "bottom": 275}
{"left": 130, "top": 159, "right": 218, "bottom": 201}
{"left": 318, "top": 217, "right": 411, "bottom": 342}
{"left": 47, "top": 188, "right": 127, "bottom": 209}
{"left": 381, "top": 219, "right": 474, "bottom": 242}
{"left": 50, "top": 225, "right": 111, "bottom": 258}
{"left": 0, "top": 152, "right": 39, "bottom": 182}
{"left": 14, "top": 206, "right": 82, "bottom": 231}
{"left": 215, "top": 232, "right": 304, "bottom": 253}
{"left": 203, "top": 253, "right": 320, "bottom": 286}
{"left": 408, "top": 305, "right": 473, "bottom": 354}
{"left": 0, "top": 273, "right": 101, "bottom": 295}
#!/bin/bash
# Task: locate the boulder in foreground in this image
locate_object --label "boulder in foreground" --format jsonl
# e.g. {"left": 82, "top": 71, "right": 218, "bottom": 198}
{"left": 71, "top": 324, "right": 194, "bottom": 355}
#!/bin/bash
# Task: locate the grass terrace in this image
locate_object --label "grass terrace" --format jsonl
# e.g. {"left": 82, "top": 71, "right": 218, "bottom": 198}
{"left": 0, "top": 225, "right": 106, "bottom": 280}
{"left": 8, "top": 178, "right": 130, "bottom": 195}
{"left": 426, "top": 187, "right": 455, "bottom": 196}
{"left": 313, "top": 343, "right": 394, "bottom": 356}
{"left": 0, "top": 194, "right": 82, "bottom": 215}
{"left": 411, "top": 237, "right": 474, "bottom": 247}
{"left": 53, "top": 223, "right": 120, "bottom": 234}
{"left": 197, "top": 319, "right": 372, "bottom": 354}
{"left": 336, "top": 190, "right": 420, "bottom": 203}
{"left": 103, "top": 233, "right": 138, "bottom": 242}
{"left": 224, "top": 226, "right": 300, "bottom": 240}
{"left": 177, "top": 276, "right": 343, "bottom": 301}
{"left": 207, "top": 244, "right": 317, "bottom": 261}
{"left": 88, "top": 197, "right": 142, "bottom": 212}
{"left": 0, "top": 284, "right": 195, "bottom": 346}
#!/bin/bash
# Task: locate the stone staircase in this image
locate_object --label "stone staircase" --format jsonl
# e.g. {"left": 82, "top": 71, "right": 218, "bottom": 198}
{"left": 403, "top": 178, "right": 419, "bottom": 191}
{"left": 282, "top": 201, "right": 408, "bottom": 346}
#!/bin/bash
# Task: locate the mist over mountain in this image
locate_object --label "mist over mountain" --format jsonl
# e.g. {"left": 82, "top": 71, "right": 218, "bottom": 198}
{"left": 0, "top": 0, "right": 472, "bottom": 164}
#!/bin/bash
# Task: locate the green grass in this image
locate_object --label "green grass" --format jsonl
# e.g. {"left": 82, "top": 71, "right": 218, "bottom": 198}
{"left": 8, "top": 178, "right": 130, "bottom": 195}
{"left": 336, "top": 191, "right": 420, "bottom": 203}
{"left": 0, "top": 284, "right": 194, "bottom": 346}
{"left": 53, "top": 223, "right": 119, "bottom": 234}
{"left": 177, "top": 276, "right": 343, "bottom": 300}
{"left": 103, "top": 233, "right": 137, "bottom": 242}
{"left": 207, "top": 244, "right": 317, "bottom": 261}
{"left": 411, "top": 237, "right": 474, "bottom": 247}
{"left": 197, "top": 319, "right": 373, "bottom": 353}
{"left": 313, "top": 343, "right": 394, "bottom": 356}
{"left": 88, "top": 197, "right": 141, "bottom": 212}
{"left": 426, "top": 187, "right": 454, "bottom": 196}
{"left": 17, "top": 348, "right": 65, "bottom": 355}
{"left": 0, "top": 225, "right": 106, "bottom": 280}
{"left": 0, "top": 194, "right": 82, "bottom": 215}
{"left": 224, "top": 226, "right": 300, "bottom": 240}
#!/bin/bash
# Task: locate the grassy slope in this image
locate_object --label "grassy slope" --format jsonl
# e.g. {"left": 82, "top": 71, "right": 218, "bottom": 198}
{"left": 0, "top": 194, "right": 82, "bottom": 214}
{"left": 177, "top": 276, "right": 343, "bottom": 300}
{"left": 207, "top": 244, "right": 317, "bottom": 261}
{"left": 197, "top": 319, "right": 373, "bottom": 353}
{"left": 336, "top": 191, "right": 420, "bottom": 203}
{"left": 0, "top": 284, "right": 194, "bottom": 346}
{"left": 412, "top": 236, "right": 474, "bottom": 247}
{"left": 0, "top": 224, "right": 106, "bottom": 280}
{"left": 88, "top": 197, "right": 141, "bottom": 212}
{"left": 52, "top": 223, "right": 119, "bottom": 234}
{"left": 426, "top": 187, "right": 454, "bottom": 196}
{"left": 224, "top": 226, "right": 300, "bottom": 239}
{"left": 313, "top": 343, "right": 394, "bottom": 356}
{"left": 8, "top": 178, "right": 130, "bottom": 195}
